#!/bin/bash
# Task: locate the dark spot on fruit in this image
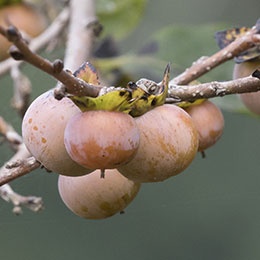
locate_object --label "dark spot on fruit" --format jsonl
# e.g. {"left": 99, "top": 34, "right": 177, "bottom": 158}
{"left": 81, "top": 206, "right": 88, "bottom": 213}
{"left": 121, "top": 194, "right": 130, "bottom": 203}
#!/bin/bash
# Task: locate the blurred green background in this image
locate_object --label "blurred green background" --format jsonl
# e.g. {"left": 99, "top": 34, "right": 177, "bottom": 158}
{"left": 1, "top": 0, "right": 260, "bottom": 259}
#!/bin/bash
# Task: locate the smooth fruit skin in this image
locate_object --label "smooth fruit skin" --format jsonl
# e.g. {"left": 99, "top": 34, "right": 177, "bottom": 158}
{"left": 117, "top": 104, "right": 199, "bottom": 183}
{"left": 185, "top": 101, "right": 224, "bottom": 151}
{"left": 233, "top": 60, "right": 260, "bottom": 115}
{"left": 0, "top": 4, "right": 46, "bottom": 60}
{"left": 58, "top": 169, "right": 141, "bottom": 220}
{"left": 22, "top": 90, "right": 92, "bottom": 176}
{"left": 64, "top": 111, "right": 140, "bottom": 170}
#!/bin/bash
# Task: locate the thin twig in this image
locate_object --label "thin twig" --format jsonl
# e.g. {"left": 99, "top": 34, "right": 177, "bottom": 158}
{"left": 0, "top": 184, "right": 43, "bottom": 214}
{"left": 10, "top": 65, "right": 31, "bottom": 117}
{"left": 167, "top": 75, "right": 260, "bottom": 103}
{"left": 1, "top": 156, "right": 40, "bottom": 187}
{"left": 0, "top": 25, "right": 101, "bottom": 97}
{"left": 0, "top": 116, "right": 22, "bottom": 150}
{"left": 0, "top": 116, "right": 40, "bottom": 185}
{"left": 171, "top": 21, "right": 260, "bottom": 85}
{"left": 0, "top": 7, "right": 70, "bottom": 76}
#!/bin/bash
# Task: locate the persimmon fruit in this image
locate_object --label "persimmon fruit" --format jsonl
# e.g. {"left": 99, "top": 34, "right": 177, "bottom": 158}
{"left": 117, "top": 104, "right": 199, "bottom": 183}
{"left": 22, "top": 90, "right": 93, "bottom": 176}
{"left": 64, "top": 110, "right": 140, "bottom": 172}
{"left": 58, "top": 169, "right": 141, "bottom": 220}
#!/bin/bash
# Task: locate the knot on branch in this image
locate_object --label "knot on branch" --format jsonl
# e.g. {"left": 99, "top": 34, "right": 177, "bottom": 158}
{"left": 6, "top": 26, "right": 21, "bottom": 42}
{"left": 252, "top": 68, "right": 260, "bottom": 79}
{"left": 8, "top": 46, "right": 24, "bottom": 60}
{"left": 52, "top": 59, "right": 64, "bottom": 74}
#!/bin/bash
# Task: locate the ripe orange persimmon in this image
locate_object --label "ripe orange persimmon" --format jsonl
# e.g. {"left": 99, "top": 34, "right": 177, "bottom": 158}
{"left": 0, "top": 3, "right": 46, "bottom": 60}
{"left": 185, "top": 101, "right": 224, "bottom": 152}
{"left": 64, "top": 110, "right": 140, "bottom": 171}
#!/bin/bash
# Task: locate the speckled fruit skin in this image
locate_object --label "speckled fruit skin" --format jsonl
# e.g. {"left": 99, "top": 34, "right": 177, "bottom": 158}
{"left": 58, "top": 169, "right": 141, "bottom": 220}
{"left": 64, "top": 110, "right": 140, "bottom": 170}
{"left": 117, "top": 104, "right": 199, "bottom": 183}
{"left": 185, "top": 101, "right": 224, "bottom": 152}
{"left": 0, "top": 4, "right": 46, "bottom": 61}
{"left": 233, "top": 61, "right": 260, "bottom": 115}
{"left": 22, "top": 90, "right": 92, "bottom": 176}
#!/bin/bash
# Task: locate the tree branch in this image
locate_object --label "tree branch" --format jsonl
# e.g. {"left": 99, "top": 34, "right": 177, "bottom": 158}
{"left": 64, "top": 0, "right": 101, "bottom": 71}
{"left": 167, "top": 75, "right": 260, "bottom": 103}
{"left": 10, "top": 65, "right": 31, "bottom": 117}
{"left": 0, "top": 117, "right": 40, "bottom": 186}
{"left": 0, "top": 184, "right": 43, "bottom": 215}
{"left": 0, "top": 6, "right": 70, "bottom": 76}
{"left": 171, "top": 21, "right": 260, "bottom": 85}
{"left": 0, "top": 0, "right": 100, "bottom": 188}
{"left": 0, "top": 117, "right": 42, "bottom": 214}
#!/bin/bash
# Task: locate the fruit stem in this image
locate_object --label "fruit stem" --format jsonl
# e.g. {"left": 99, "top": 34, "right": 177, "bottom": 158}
{"left": 100, "top": 169, "right": 105, "bottom": 178}
{"left": 201, "top": 151, "right": 206, "bottom": 159}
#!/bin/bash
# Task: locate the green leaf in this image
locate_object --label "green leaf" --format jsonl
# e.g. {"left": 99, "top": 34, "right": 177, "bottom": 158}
{"left": 97, "top": 0, "right": 147, "bottom": 39}
{"left": 141, "top": 24, "right": 235, "bottom": 81}
{"left": 95, "top": 54, "right": 167, "bottom": 81}
{"left": 0, "top": 0, "right": 21, "bottom": 7}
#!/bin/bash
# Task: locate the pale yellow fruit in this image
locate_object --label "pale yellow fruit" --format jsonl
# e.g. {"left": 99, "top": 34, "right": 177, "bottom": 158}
{"left": 118, "top": 104, "right": 199, "bottom": 183}
{"left": 185, "top": 101, "right": 224, "bottom": 151}
{"left": 233, "top": 60, "right": 260, "bottom": 115}
{"left": 58, "top": 169, "right": 141, "bottom": 220}
{"left": 0, "top": 3, "right": 46, "bottom": 61}
{"left": 22, "top": 90, "right": 92, "bottom": 176}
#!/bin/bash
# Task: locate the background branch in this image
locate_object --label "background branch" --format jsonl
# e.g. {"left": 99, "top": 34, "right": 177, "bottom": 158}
{"left": 10, "top": 65, "right": 31, "bottom": 117}
{"left": 0, "top": 117, "right": 42, "bottom": 213}
{"left": 171, "top": 22, "right": 260, "bottom": 85}
{"left": 64, "top": 0, "right": 99, "bottom": 71}
{"left": 0, "top": 184, "right": 43, "bottom": 215}
{"left": 0, "top": 6, "right": 70, "bottom": 76}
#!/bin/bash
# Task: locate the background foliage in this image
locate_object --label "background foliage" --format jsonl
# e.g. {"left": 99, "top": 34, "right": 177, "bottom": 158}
{"left": 1, "top": 0, "right": 260, "bottom": 259}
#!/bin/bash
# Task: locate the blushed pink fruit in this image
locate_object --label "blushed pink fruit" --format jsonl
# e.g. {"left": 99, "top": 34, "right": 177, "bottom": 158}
{"left": 64, "top": 110, "right": 140, "bottom": 171}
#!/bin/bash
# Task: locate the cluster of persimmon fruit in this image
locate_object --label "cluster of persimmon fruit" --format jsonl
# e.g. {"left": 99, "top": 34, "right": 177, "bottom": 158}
{"left": 2, "top": 3, "right": 260, "bottom": 220}
{"left": 21, "top": 75, "right": 225, "bottom": 220}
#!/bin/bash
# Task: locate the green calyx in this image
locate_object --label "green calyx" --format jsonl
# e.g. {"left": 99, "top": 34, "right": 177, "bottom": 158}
{"left": 68, "top": 62, "right": 170, "bottom": 117}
